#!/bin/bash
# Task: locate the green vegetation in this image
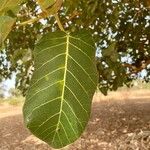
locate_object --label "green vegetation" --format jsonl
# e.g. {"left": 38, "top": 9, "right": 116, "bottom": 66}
{"left": 0, "top": 87, "right": 24, "bottom": 106}
{"left": 0, "top": 99, "right": 3, "bottom": 105}
{"left": 23, "top": 31, "right": 97, "bottom": 148}
{"left": 0, "top": 97, "right": 24, "bottom": 106}
{"left": 7, "top": 97, "right": 24, "bottom": 106}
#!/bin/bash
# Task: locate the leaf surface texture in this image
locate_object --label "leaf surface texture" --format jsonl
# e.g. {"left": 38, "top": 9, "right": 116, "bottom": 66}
{"left": 23, "top": 31, "right": 97, "bottom": 148}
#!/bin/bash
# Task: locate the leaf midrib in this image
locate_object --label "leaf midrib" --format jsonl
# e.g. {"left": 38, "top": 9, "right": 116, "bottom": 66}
{"left": 52, "top": 33, "right": 70, "bottom": 142}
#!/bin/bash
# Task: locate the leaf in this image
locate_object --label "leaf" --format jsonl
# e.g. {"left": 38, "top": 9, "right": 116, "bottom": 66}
{"left": 0, "top": 16, "right": 15, "bottom": 45}
{"left": 37, "top": 0, "right": 56, "bottom": 10}
{"left": 102, "top": 42, "right": 116, "bottom": 57}
{"left": 0, "top": 0, "right": 24, "bottom": 14}
{"left": 23, "top": 30, "right": 97, "bottom": 148}
{"left": 102, "top": 42, "right": 119, "bottom": 62}
{"left": 37, "top": 0, "right": 63, "bottom": 15}
{"left": 100, "top": 87, "right": 107, "bottom": 96}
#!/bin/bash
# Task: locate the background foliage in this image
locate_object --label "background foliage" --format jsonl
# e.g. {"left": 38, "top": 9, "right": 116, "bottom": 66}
{"left": 0, "top": 0, "right": 150, "bottom": 95}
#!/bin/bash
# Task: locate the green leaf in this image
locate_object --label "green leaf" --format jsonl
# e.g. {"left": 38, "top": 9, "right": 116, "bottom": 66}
{"left": 37, "top": 0, "right": 56, "bottom": 10}
{"left": 23, "top": 30, "right": 97, "bottom": 148}
{"left": 0, "top": 0, "right": 24, "bottom": 14}
{"left": 100, "top": 87, "right": 107, "bottom": 96}
{"left": 37, "top": 0, "right": 63, "bottom": 15}
{"left": 102, "top": 42, "right": 119, "bottom": 62}
{"left": 102, "top": 42, "right": 116, "bottom": 57}
{"left": 0, "top": 16, "right": 15, "bottom": 45}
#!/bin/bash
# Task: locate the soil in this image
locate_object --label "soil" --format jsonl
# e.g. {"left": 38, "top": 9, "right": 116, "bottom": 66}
{"left": 0, "top": 89, "right": 150, "bottom": 150}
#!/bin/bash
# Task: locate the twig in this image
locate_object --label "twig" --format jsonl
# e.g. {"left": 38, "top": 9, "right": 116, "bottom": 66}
{"left": 18, "top": 16, "right": 42, "bottom": 26}
{"left": 54, "top": 13, "right": 65, "bottom": 31}
{"left": 18, "top": 0, "right": 63, "bottom": 27}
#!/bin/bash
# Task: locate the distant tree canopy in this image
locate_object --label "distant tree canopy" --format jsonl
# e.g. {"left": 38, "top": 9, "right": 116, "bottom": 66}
{"left": 0, "top": 84, "right": 5, "bottom": 98}
{"left": 0, "top": 0, "right": 150, "bottom": 95}
{"left": 9, "top": 88, "right": 22, "bottom": 97}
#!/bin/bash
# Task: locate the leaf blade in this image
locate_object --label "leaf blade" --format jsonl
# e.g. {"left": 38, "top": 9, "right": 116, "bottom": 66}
{"left": 23, "top": 31, "right": 97, "bottom": 148}
{"left": 0, "top": 0, "right": 24, "bottom": 14}
{"left": 0, "top": 16, "right": 15, "bottom": 45}
{"left": 37, "top": 0, "right": 56, "bottom": 10}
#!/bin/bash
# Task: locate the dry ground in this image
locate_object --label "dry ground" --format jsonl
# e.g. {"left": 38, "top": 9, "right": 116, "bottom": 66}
{"left": 0, "top": 89, "right": 150, "bottom": 150}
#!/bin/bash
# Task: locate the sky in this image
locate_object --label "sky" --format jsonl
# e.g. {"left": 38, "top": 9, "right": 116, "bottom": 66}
{"left": 2, "top": 74, "right": 15, "bottom": 97}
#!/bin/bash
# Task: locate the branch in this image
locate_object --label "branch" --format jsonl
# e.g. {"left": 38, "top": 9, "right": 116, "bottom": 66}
{"left": 123, "top": 60, "right": 150, "bottom": 74}
{"left": 68, "top": 10, "right": 81, "bottom": 21}
{"left": 18, "top": 15, "right": 43, "bottom": 26}
{"left": 18, "top": 0, "right": 63, "bottom": 27}
{"left": 54, "top": 14, "right": 64, "bottom": 31}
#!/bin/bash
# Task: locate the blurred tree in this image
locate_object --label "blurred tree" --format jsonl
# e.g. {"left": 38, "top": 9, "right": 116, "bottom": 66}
{"left": 0, "top": 0, "right": 150, "bottom": 95}
{"left": 9, "top": 88, "right": 22, "bottom": 97}
{"left": 0, "top": 84, "right": 5, "bottom": 98}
